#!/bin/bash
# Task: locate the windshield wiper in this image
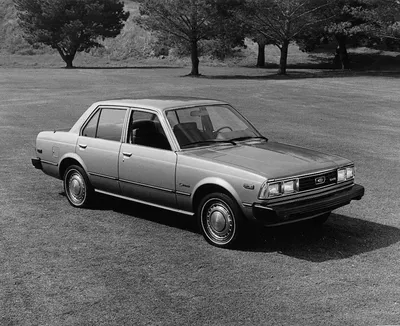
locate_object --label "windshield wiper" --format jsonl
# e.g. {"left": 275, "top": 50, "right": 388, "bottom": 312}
{"left": 182, "top": 139, "right": 236, "bottom": 148}
{"left": 230, "top": 136, "right": 268, "bottom": 142}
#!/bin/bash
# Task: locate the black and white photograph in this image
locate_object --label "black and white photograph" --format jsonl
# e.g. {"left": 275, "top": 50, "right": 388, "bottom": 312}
{"left": 1, "top": 0, "right": 400, "bottom": 325}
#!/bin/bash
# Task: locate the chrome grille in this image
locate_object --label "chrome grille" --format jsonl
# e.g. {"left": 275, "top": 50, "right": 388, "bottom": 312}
{"left": 299, "top": 170, "right": 337, "bottom": 191}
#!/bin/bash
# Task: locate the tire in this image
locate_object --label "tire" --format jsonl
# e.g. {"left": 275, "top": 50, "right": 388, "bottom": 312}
{"left": 197, "top": 192, "right": 244, "bottom": 248}
{"left": 312, "top": 212, "right": 331, "bottom": 226}
{"left": 63, "top": 165, "right": 93, "bottom": 208}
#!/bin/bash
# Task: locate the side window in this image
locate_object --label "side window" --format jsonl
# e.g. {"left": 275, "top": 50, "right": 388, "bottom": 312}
{"left": 96, "top": 108, "right": 126, "bottom": 141}
{"left": 127, "top": 110, "right": 171, "bottom": 150}
{"left": 82, "top": 108, "right": 126, "bottom": 141}
{"left": 82, "top": 110, "right": 100, "bottom": 138}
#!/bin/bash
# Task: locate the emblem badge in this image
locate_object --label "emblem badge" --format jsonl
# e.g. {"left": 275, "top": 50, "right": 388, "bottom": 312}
{"left": 315, "top": 176, "right": 326, "bottom": 185}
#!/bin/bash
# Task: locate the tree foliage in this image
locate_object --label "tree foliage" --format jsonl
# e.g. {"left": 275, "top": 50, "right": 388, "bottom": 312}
{"left": 237, "top": 0, "right": 330, "bottom": 74}
{"left": 136, "top": 0, "right": 243, "bottom": 76}
{"left": 14, "top": 0, "right": 129, "bottom": 68}
{"left": 296, "top": 0, "right": 400, "bottom": 69}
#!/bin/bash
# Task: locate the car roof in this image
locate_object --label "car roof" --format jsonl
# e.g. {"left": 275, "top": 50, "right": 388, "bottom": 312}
{"left": 93, "top": 96, "right": 228, "bottom": 113}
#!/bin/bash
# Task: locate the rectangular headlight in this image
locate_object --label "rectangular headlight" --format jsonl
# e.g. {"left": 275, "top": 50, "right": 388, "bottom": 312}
{"left": 346, "top": 166, "right": 354, "bottom": 179}
{"left": 282, "top": 180, "right": 298, "bottom": 194}
{"left": 338, "top": 168, "right": 346, "bottom": 182}
{"left": 338, "top": 166, "right": 355, "bottom": 182}
{"left": 259, "top": 179, "right": 299, "bottom": 199}
{"left": 268, "top": 182, "right": 281, "bottom": 197}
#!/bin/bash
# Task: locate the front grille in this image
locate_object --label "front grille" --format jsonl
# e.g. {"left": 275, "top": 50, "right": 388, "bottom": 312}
{"left": 299, "top": 170, "right": 337, "bottom": 191}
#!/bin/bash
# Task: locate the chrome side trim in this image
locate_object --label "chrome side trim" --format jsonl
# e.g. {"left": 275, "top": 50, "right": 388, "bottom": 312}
{"left": 119, "top": 178, "right": 175, "bottom": 193}
{"left": 89, "top": 172, "right": 118, "bottom": 181}
{"left": 176, "top": 191, "right": 191, "bottom": 197}
{"left": 94, "top": 189, "right": 194, "bottom": 216}
{"left": 41, "top": 160, "right": 58, "bottom": 166}
{"left": 242, "top": 202, "right": 253, "bottom": 208}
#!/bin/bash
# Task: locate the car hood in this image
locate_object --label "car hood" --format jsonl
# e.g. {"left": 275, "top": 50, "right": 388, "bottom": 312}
{"left": 185, "top": 141, "right": 351, "bottom": 179}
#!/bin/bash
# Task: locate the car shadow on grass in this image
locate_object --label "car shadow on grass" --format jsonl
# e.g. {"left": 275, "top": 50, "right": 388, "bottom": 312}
{"left": 68, "top": 192, "right": 200, "bottom": 234}
{"left": 244, "top": 213, "right": 400, "bottom": 262}
{"left": 62, "top": 192, "right": 400, "bottom": 262}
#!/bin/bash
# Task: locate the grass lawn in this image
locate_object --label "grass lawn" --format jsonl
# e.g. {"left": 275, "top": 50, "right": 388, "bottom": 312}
{"left": 1, "top": 62, "right": 400, "bottom": 325}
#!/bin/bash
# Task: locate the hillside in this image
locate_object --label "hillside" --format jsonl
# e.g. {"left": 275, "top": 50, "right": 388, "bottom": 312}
{"left": 0, "top": 0, "right": 29, "bottom": 53}
{"left": 1, "top": 0, "right": 399, "bottom": 70}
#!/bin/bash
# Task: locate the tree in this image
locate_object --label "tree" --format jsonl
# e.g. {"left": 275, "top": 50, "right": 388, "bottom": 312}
{"left": 296, "top": 0, "right": 400, "bottom": 69}
{"left": 14, "top": 0, "right": 129, "bottom": 68}
{"left": 253, "top": 34, "right": 275, "bottom": 67}
{"left": 136, "top": 0, "right": 242, "bottom": 76}
{"left": 237, "top": 0, "right": 330, "bottom": 74}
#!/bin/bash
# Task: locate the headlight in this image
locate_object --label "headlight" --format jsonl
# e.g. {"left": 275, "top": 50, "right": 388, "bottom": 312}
{"left": 268, "top": 182, "right": 281, "bottom": 197}
{"left": 346, "top": 166, "right": 354, "bottom": 179}
{"left": 283, "top": 180, "right": 298, "bottom": 194}
{"left": 259, "top": 179, "right": 299, "bottom": 199}
{"left": 337, "top": 166, "right": 355, "bottom": 183}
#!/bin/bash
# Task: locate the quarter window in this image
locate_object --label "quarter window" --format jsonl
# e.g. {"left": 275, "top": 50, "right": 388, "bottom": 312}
{"left": 82, "top": 110, "right": 100, "bottom": 138}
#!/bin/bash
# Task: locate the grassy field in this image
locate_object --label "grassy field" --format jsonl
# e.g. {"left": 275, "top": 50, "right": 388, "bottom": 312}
{"left": 1, "top": 64, "right": 400, "bottom": 326}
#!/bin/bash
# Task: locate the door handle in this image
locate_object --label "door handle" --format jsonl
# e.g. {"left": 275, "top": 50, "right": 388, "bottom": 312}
{"left": 122, "top": 152, "right": 132, "bottom": 157}
{"left": 78, "top": 144, "right": 87, "bottom": 149}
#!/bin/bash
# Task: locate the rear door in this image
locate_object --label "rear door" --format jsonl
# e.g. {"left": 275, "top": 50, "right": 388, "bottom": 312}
{"left": 77, "top": 106, "right": 128, "bottom": 194}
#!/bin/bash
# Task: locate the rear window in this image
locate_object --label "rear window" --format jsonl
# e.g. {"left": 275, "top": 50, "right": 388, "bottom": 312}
{"left": 82, "top": 108, "right": 126, "bottom": 142}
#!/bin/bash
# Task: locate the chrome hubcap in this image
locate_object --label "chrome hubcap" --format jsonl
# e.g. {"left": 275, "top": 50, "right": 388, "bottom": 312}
{"left": 66, "top": 170, "right": 86, "bottom": 205}
{"left": 202, "top": 200, "right": 235, "bottom": 244}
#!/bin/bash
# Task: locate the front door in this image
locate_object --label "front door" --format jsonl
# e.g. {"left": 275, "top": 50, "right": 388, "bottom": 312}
{"left": 118, "top": 109, "right": 177, "bottom": 208}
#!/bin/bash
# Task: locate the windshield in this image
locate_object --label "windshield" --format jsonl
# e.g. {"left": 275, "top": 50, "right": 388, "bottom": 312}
{"left": 166, "top": 105, "right": 262, "bottom": 148}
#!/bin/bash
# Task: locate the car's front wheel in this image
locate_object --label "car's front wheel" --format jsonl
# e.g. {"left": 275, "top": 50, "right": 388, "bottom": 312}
{"left": 64, "top": 165, "right": 93, "bottom": 208}
{"left": 197, "top": 193, "right": 244, "bottom": 248}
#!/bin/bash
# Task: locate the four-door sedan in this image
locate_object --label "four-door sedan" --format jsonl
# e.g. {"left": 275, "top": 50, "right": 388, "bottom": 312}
{"left": 32, "top": 97, "right": 364, "bottom": 248}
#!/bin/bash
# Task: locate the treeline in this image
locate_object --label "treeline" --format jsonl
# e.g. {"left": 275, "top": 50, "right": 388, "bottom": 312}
{"left": 9, "top": 0, "right": 400, "bottom": 74}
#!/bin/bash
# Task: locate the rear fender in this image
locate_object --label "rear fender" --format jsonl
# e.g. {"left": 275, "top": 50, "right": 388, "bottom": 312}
{"left": 59, "top": 153, "right": 89, "bottom": 179}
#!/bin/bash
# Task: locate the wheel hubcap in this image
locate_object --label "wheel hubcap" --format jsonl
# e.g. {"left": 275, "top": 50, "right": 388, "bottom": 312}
{"left": 203, "top": 200, "right": 235, "bottom": 244}
{"left": 210, "top": 210, "right": 227, "bottom": 232}
{"left": 66, "top": 171, "right": 86, "bottom": 205}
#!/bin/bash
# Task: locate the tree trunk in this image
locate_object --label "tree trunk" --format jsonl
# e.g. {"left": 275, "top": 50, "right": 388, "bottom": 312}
{"left": 64, "top": 55, "right": 74, "bottom": 69}
{"left": 56, "top": 47, "right": 76, "bottom": 69}
{"left": 278, "top": 40, "right": 289, "bottom": 75}
{"left": 256, "top": 41, "right": 266, "bottom": 67}
{"left": 335, "top": 35, "right": 350, "bottom": 70}
{"left": 189, "top": 40, "right": 200, "bottom": 76}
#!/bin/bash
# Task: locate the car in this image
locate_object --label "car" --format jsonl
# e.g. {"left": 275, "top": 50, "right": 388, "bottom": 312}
{"left": 32, "top": 96, "right": 364, "bottom": 248}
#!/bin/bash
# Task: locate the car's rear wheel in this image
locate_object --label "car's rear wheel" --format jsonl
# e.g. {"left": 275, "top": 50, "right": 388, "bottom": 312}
{"left": 64, "top": 165, "right": 93, "bottom": 208}
{"left": 197, "top": 192, "right": 244, "bottom": 248}
{"left": 313, "top": 212, "right": 331, "bottom": 225}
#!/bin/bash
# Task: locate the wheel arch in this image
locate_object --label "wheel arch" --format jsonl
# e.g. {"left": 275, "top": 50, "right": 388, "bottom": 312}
{"left": 59, "top": 154, "right": 88, "bottom": 180}
{"left": 192, "top": 177, "right": 243, "bottom": 215}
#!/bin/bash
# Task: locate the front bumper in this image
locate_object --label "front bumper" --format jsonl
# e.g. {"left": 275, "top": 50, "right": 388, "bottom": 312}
{"left": 31, "top": 157, "right": 43, "bottom": 170}
{"left": 251, "top": 184, "right": 364, "bottom": 226}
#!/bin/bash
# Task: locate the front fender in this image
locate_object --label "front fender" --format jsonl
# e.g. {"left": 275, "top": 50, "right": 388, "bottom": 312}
{"left": 192, "top": 177, "right": 242, "bottom": 207}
